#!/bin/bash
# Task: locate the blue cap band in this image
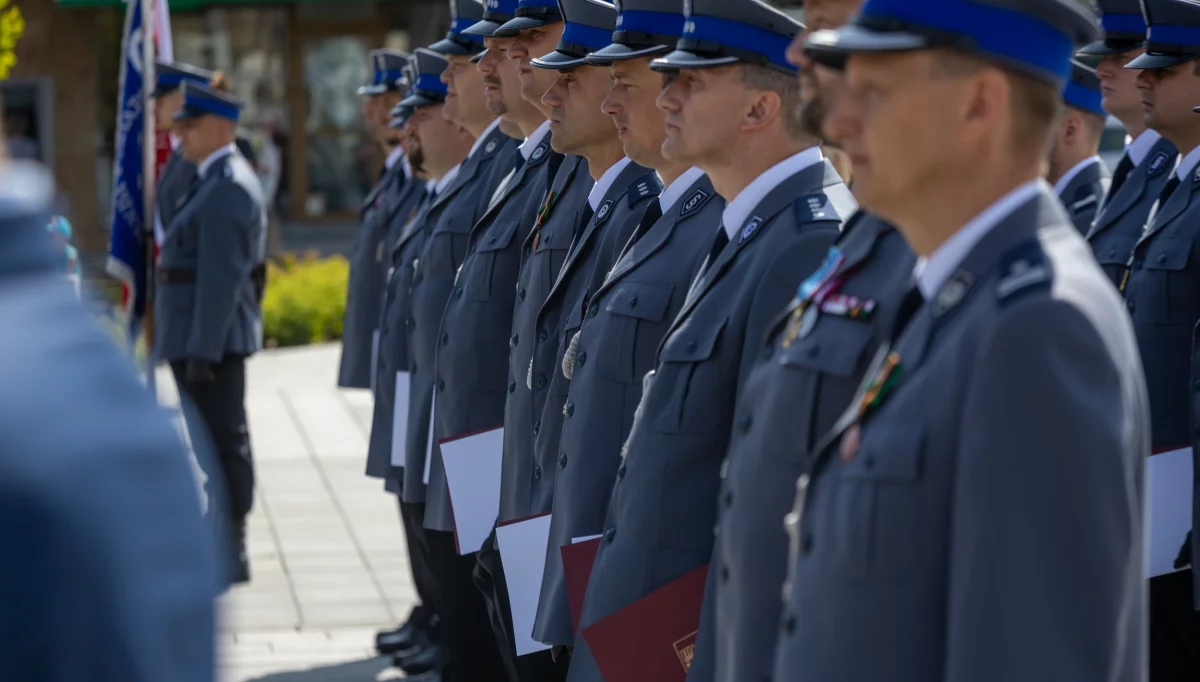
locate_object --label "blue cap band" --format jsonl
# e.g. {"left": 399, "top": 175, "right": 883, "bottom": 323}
{"left": 1101, "top": 12, "right": 1147, "bottom": 35}
{"left": 615, "top": 10, "right": 685, "bottom": 39}
{"left": 1148, "top": 23, "right": 1200, "bottom": 48}
{"left": 415, "top": 73, "right": 448, "bottom": 96}
{"left": 484, "top": 0, "right": 519, "bottom": 14}
{"left": 562, "top": 21, "right": 616, "bottom": 51}
{"left": 157, "top": 72, "right": 207, "bottom": 89}
{"left": 861, "top": 0, "right": 1075, "bottom": 83}
{"left": 683, "top": 14, "right": 794, "bottom": 72}
{"left": 451, "top": 16, "right": 486, "bottom": 43}
{"left": 1063, "top": 81, "right": 1104, "bottom": 116}
{"left": 376, "top": 68, "right": 406, "bottom": 85}
{"left": 186, "top": 98, "right": 240, "bottom": 121}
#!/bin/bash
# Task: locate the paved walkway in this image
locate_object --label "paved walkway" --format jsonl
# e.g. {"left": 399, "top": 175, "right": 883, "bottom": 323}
{"left": 156, "top": 343, "right": 415, "bottom": 682}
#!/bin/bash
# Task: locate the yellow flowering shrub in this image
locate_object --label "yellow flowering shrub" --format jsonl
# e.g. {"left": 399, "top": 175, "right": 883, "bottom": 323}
{"left": 0, "top": 1, "right": 24, "bottom": 80}
{"left": 261, "top": 251, "right": 350, "bottom": 348}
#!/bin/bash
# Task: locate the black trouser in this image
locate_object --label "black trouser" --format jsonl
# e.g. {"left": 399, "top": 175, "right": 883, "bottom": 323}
{"left": 425, "top": 528, "right": 508, "bottom": 682}
{"left": 398, "top": 500, "right": 440, "bottom": 634}
{"left": 474, "top": 529, "right": 570, "bottom": 682}
{"left": 171, "top": 356, "right": 254, "bottom": 522}
{"left": 1150, "top": 571, "right": 1200, "bottom": 680}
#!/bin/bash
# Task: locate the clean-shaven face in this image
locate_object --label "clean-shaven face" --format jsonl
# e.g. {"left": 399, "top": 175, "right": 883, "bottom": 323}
{"left": 602, "top": 57, "right": 670, "bottom": 167}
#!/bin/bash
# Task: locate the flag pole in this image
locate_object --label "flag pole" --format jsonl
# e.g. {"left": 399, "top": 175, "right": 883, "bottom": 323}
{"left": 141, "top": 0, "right": 158, "bottom": 397}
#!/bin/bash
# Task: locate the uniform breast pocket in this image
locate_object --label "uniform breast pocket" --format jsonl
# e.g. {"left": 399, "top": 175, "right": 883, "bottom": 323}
{"left": 1141, "top": 238, "right": 1195, "bottom": 324}
{"left": 466, "top": 217, "right": 522, "bottom": 301}
{"left": 427, "top": 216, "right": 473, "bottom": 278}
{"left": 651, "top": 316, "right": 728, "bottom": 435}
{"left": 822, "top": 424, "right": 924, "bottom": 581}
{"left": 598, "top": 282, "right": 675, "bottom": 384}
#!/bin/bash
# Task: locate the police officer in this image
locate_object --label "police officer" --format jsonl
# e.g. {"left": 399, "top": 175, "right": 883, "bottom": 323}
{"left": 0, "top": 161, "right": 217, "bottom": 681}
{"left": 468, "top": 1, "right": 597, "bottom": 677}
{"left": 151, "top": 62, "right": 212, "bottom": 248}
{"left": 567, "top": 1, "right": 856, "bottom": 679}
{"left": 340, "top": 49, "right": 414, "bottom": 392}
{"left": 533, "top": 0, "right": 724, "bottom": 661}
{"left": 403, "top": 38, "right": 521, "bottom": 681}
{"left": 770, "top": 2, "right": 1148, "bottom": 679}
{"left": 434, "top": 2, "right": 569, "bottom": 677}
{"left": 1121, "top": 0, "right": 1200, "bottom": 674}
{"left": 696, "top": 9, "right": 918, "bottom": 682}
{"left": 1080, "top": 0, "right": 1178, "bottom": 287}
{"left": 156, "top": 82, "right": 267, "bottom": 587}
{"left": 1047, "top": 60, "right": 1111, "bottom": 233}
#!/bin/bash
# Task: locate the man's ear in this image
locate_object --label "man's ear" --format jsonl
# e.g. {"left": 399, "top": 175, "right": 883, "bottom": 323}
{"left": 741, "top": 88, "right": 783, "bottom": 134}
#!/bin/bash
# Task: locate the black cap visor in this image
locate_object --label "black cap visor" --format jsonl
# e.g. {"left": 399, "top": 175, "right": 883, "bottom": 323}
{"left": 649, "top": 49, "right": 740, "bottom": 72}
{"left": 1126, "top": 51, "right": 1200, "bottom": 69}
{"left": 430, "top": 35, "right": 477, "bottom": 56}
{"left": 400, "top": 92, "right": 444, "bottom": 109}
{"left": 586, "top": 41, "right": 672, "bottom": 65}
{"left": 1076, "top": 39, "right": 1144, "bottom": 57}
{"left": 494, "top": 13, "right": 561, "bottom": 38}
{"left": 804, "top": 24, "right": 931, "bottom": 62}
{"left": 531, "top": 49, "right": 589, "bottom": 70}
{"left": 462, "top": 18, "right": 506, "bottom": 38}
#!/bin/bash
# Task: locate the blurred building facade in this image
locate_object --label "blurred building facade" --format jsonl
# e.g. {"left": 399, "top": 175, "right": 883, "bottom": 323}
{"left": 8, "top": 0, "right": 447, "bottom": 269}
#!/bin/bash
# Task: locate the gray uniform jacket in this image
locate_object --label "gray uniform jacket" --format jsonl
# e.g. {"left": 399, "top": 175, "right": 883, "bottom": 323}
{"left": 1057, "top": 158, "right": 1110, "bottom": 235}
{"left": 401, "top": 127, "right": 518, "bottom": 504}
{"left": 339, "top": 162, "right": 412, "bottom": 389}
{"left": 697, "top": 213, "right": 914, "bottom": 682}
{"left": 366, "top": 190, "right": 435, "bottom": 482}
{"left": 157, "top": 149, "right": 196, "bottom": 235}
{"left": 567, "top": 159, "right": 852, "bottom": 682}
{"left": 527, "top": 161, "right": 662, "bottom": 521}
{"left": 155, "top": 152, "right": 266, "bottom": 363}
{"left": 496, "top": 155, "right": 594, "bottom": 524}
{"left": 425, "top": 137, "right": 563, "bottom": 532}
{"left": 0, "top": 163, "right": 216, "bottom": 682}
{"left": 1122, "top": 163, "right": 1200, "bottom": 599}
{"left": 533, "top": 174, "right": 723, "bottom": 647}
{"left": 774, "top": 186, "right": 1148, "bottom": 682}
{"left": 1088, "top": 137, "right": 1177, "bottom": 287}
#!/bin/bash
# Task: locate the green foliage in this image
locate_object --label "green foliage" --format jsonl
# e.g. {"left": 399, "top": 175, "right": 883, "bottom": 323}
{"left": 262, "top": 252, "right": 349, "bottom": 348}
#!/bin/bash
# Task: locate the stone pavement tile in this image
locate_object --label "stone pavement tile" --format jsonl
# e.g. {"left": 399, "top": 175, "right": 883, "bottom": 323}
{"left": 282, "top": 388, "right": 367, "bottom": 457}
{"left": 281, "top": 553, "right": 371, "bottom": 571}
{"left": 288, "top": 570, "right": 379, "bottom": 589}
{"left": 222, "top": 656, "right": 398, "bottom": 682}
{"left": 301, "top": 599, "right": 393, "bottom": 628}
{"left": 222, "top": 604, "right": 302, "bottom": 632}
{"left": 247, "top": 389, "right": 311, "bottom": 462}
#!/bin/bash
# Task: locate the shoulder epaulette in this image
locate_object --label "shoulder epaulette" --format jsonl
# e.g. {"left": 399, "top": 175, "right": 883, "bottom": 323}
{"left": 996, "top": 239, "right": 1053, "bottom": 305}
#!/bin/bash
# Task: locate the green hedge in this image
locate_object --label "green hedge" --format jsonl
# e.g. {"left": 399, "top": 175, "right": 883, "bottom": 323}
{"left": 262, "top": 252, "right": 349, "bottom": 348}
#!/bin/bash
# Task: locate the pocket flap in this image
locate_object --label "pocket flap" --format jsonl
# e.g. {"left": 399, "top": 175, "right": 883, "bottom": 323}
{"left": 842, "top": 424, "right": 923, "bottom": 482}
{"left": 605, "top": 282, "right": 675, "bottom": 322}
{"left": 476, "top": 216, "right": 521, "bottom": 253}
{"left": 780, "top": 324, "right": 875, "bottom": 378}
{"left": 1145, "top": 239, "right": 1191, "bottom": 272}
{"left": 659, "top": 316, "right": 726, "bottom": 363}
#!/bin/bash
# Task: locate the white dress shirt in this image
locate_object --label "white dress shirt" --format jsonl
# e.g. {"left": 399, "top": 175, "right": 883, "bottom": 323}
{"left": 385, "top": 145, "right": 406, "bottom": 171}
{"left": 587, "top": 156, "right": 633, "bottom": 211}
{"left": 658, "top": 166, "right": 706, "bottom": 214}
{"left": 1053, "top": 156, "right": 1102, "bottom": 198}
{"left": 433, "top": 163, "right": 462, "bottom": 197}
{"left": 520, "top": 121, "right": 553, "bottom": 161}
{"left": 914, "top": 179, "right": 1042, "bottom": 299}
{"left": 721, "top": 146, "right": 825, "bottom": 240}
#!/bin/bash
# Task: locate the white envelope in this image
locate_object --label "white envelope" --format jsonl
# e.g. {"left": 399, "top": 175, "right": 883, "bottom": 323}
{"left": 496, "top": 513, "right": 554, "bottom": 657}
{"left": 1147, "top": 447, "right": 1194, "bottom": 578}
{"left": 389, "top": 372, "right": 410, "bottom": 468}
{"left": 440, "top": 427, "right": 504, "bottom": 553}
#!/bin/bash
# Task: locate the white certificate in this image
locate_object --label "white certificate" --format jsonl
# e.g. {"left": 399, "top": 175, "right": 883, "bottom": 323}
{"left": 441, "top": 427, "right": 504, "bottom": 554}
{"left": 1146, "top": 447, "right": 1194, "bottom": 578}
{"left": 496, "top": 513, "right": 554, "bottom": 656}
{"left": 389, "top": 371, "right": 410, "bottom": 468}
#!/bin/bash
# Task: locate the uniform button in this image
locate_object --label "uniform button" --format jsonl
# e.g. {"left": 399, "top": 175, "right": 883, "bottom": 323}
{"left": 1158, "top": 254, "right": 1167, "bottom": 264}
{"left": 508, "top": 381, "right": 516, "bottom": 393}
{"left": 784, "top": 615, "right": 797, "bottom": 635}
{"left": 720, "top": 566, "right": 729, "bottom": 582}
{"left": 510, "top": 334, "right": 519, "bottom": 347}
{"left": 605, "top": 528, "right": 616, "bottom": 543}
{"left": 617, "top": 464, "right": 626, "bottom": 479}
{"left": 801, "top": 531, "right": 814, "bottom": 554}
{"left": 533, "top": 420, "right": 541, "bottom": 436}
{"left": 686, "top": 340, "right": 697, "bottom": 353}
{"left": 807, "top": 344, "right": 819, "bottom": 357}
{"left": 539, "top": 329, "right": 549, "bottom": 342}
{"left": 739, "top": 414, "right": 753, "bottom": 433}
{"left": 629, "top": 295, "right": 638, "bottom": 308}
{"left": 723, "top": 491, "right": 733, "bottom": 507}
{"left": 589, "top": 303, "right": 599, "bottom": 318}
{"left": 437, "top": 380, "right": 446, "bottom": 392}
{"left": 559, "top": 453, "right": 568, "bottom": 469}
{"left": 536, "top": 374, "right": 548, "bottom": 390}
{"left": 564, "top": 402, "right": 575, "bottom": 418}
{"left": 440, "top": 332, "right": 449, "bottom": 345}
{"left": 455, "top": 288, "right": 464, "bottom": 299}
{"left": 519, "top": 288, "right": 527, "bottom": 301}
{"left": 534, "top": 466, "right": 543, "bottom": 480}
{"left": 863, "top": 456, "right": 875, "bottom": 469}
{"left": 576, "top": 351, "right": 587, "bottom": 367}
{"left": 489, "top": 236, "right": 498, "bottom": 245}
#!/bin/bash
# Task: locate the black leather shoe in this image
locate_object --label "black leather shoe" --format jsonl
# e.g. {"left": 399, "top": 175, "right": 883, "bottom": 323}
{"left": 375, "top": 622, "right": 418, "bottom": 655}
{"left": 393, "top": 642, "right": 442, "bottom": 675}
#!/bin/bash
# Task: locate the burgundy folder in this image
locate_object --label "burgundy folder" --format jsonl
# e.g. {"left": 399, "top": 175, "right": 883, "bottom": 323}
{"left": 560, "top": 536, "right": 603, "bottom": 633}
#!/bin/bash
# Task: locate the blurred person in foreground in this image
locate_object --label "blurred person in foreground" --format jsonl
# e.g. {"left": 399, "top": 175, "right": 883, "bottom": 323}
{"left": 0, "top": 153, "right": 217, "bottom": 679}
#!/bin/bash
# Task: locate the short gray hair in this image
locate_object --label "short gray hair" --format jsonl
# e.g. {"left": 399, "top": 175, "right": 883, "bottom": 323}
{"left": 740, "top": 63, "right": 805, "bottom": 140}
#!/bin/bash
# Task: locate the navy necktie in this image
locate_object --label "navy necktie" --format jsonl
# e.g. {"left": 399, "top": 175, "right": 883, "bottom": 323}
{"left": 1161, "top": 175, "right": 1181, "bottom": 205}
{"left": 1109, "top": 154, "right": 1134, "bottom": 197}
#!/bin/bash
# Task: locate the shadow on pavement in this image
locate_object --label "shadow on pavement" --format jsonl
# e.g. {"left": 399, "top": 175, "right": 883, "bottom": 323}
{"left": 244, "top": 656, "right": 404, "bottom": 681}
